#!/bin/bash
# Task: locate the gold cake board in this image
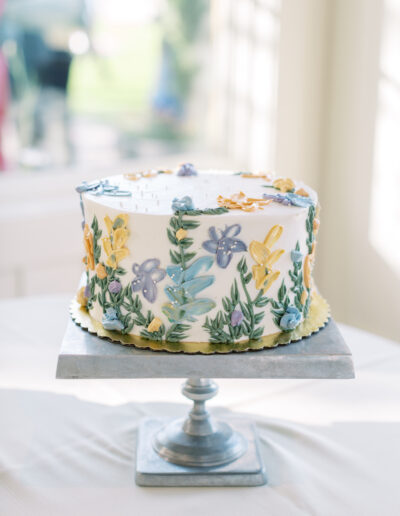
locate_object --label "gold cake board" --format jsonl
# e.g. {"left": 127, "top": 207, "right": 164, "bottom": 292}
{"left": 70, "top": 292, "right": 330, "bottom": 354}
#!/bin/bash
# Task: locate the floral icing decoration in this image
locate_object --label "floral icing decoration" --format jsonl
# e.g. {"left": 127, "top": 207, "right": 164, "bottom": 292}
{"left": 263, "top": 192, "right": 315, "bottom": 208}
{"left": 202, "top": 224, "right": 247, "bottom": 269}
{"left": 290, "top": 249, "right": 303, "bottom": 263}
{"left": 83, "top": 223, "right": 95, "bottom": 270}
{"left": 125, "top": 169, "right": 172, "bottom": 181}
{"left": 279, "top": 306, "right": 302, "bottom": 331}
{"left": 102, "top": 214, "right": 130, "bottom": 268}
{"left": 77, "top": 286, "right": 88, "bottom": 307}
{"left": 131, "top": 258, "right": 166, "bottom": 303}
{"left": 125, "top": 170, "right": 157, "bottom": 181}
{"left": 96, "top": 263, "right": 107, "bottom": 279}
{"left": 239, "top": 171, "right": 273, "bottom": 181}
{"left": 147, "top": 317, "right": 163, "bottom": 333}
{"left": 108, "top": 280, "right": 122, "bottom": 294}
{"left": 102, "top": 307, "right": 125, "bottom": 331}
{"left": 295, "top": 188, "right": 309, "bottom": 197}
{"left": 303, "top": 254, "right": 312, "bottom": 289}
{"left": 217, "top": 191, "right": 271, "bottom": 212}
{"left": 262, "top": 193, "right": 293, "bottom": 206}
{"left": 203, "top": 257, "right": 271, "bottom": 343}
{"left": 162, "top": 210, "right": 217, "bottom": 340}
{"left": 84, "top": 284, "right": 90, "bottom": 298}
{"left": 289, "top": 241, "right": 306, "bottom": 310}
{"left": 272, "top": 178, "right": 295, "bottom": 192}
{"left": 249, "top": 225, "right": 284, "bottom": 293}
{"left": 163, "top": 256, "right": 216, "bottom": 323}
{"left": 82, "top": 215, "right": 162, "bottom": 339}
{"left": 177, "top": 163, "right": 198, "bottom": 176}
{"left": 175, "top": 228, "right": 187, "bottom": 241}
{"left": 230, "top": 309, "right": 244, "bottom": 327}
{"left": 76, "top": 179, "right": 131, "bottom": 197}
{"left": 172, "top": 196, "right": 195, "bottom": 212}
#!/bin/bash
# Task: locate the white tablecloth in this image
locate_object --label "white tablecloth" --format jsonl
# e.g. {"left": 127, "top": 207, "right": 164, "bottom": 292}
{"left": 1, "top": 295, "right": 399, "bottom": 516}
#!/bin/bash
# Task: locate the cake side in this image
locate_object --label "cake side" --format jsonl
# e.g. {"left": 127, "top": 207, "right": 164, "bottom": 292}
{"left": 76, "top": 168, "right": 320, "bottom": 344}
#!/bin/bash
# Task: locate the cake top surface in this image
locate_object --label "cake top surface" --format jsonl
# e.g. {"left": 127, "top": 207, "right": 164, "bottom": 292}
{"left": 78, "top": 167, "right": 317, "bottom": 216}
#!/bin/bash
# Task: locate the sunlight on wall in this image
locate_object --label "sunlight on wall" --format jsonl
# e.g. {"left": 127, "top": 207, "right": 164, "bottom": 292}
{"left": 208, "top": 0, "right": 280, "bottom": 170}
{"left": 370, "top": 0, "right": 400, "bottom": 279}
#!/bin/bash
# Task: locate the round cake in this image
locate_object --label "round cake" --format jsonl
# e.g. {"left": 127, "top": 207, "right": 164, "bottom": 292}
{"left": 74, "top": 164, "right": 326, "bottom": 351}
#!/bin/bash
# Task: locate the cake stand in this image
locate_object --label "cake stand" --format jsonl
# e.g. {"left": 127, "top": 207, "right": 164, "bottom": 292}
{"left": 56, "top": 318, "right": 354, "bottom": 487}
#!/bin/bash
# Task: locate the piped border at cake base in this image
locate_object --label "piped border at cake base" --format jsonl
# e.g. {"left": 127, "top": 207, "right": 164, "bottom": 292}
{"left": 70, "top": 292, "right": 330, "bottom": 354}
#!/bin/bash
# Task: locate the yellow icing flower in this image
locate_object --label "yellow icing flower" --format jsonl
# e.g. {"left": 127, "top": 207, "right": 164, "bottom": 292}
{"left": 304, "top": 254, "right": 312, "bottom": 289}
{"left": 102, "top": 214, "right": 130, "bottom": 268}
{"left": 313, "top": 218, "right": 320, "bottom": 234}
{"left": 300, "top": 289, "right": 308, "bottom": 305}
{"left": 249, "top": 225, "right": 284, "bottom": 293}
{"left": 217, "top": 191, "right": 272, "bottom": 212}
{"left": 96, "top": 263, "right": 107, "bottom": 279}
{"left": 147, "top": 317, "right": 162, "bottom": 333}
{"left": 295, "top": 188, "right": 309, "bottom": 197}
{"left": 83, "top": 223, "right": 95, "bottom": 270}
{"left": 241, "top": 171, "right": 273, "bottom": 181}
{"left": 143, "top": 170, "right": 157, "bottom": 178}
{"left": 77, "top": 286, "right": 88, "bottom": 307}
{"left": 124, "top": 172, "right": 141, "bottom": 181}
{"left": 176, "top": 228, "right": 187, "bottom": 241}
{"left": 273, "top": 178, "right": 295, "bottom": 192}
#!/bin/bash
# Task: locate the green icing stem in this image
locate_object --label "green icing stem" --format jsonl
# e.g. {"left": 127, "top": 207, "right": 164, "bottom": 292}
{"left": 203, "top": 257, "right": 270, "bottom": 344}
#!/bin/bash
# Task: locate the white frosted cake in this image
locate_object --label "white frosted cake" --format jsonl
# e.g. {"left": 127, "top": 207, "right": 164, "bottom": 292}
{"left": 74, "top": 164, "right": 324, "bottom": 350}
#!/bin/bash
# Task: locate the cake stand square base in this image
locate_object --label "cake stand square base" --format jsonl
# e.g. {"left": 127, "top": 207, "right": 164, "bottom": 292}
{"left": 135, "top": 418, "right": 267, "bottom": 487}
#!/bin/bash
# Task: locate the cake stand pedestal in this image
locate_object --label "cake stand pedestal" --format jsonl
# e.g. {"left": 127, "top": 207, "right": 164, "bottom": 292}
{"left": 56, "top": 318, "right": 354, "bottom": 487}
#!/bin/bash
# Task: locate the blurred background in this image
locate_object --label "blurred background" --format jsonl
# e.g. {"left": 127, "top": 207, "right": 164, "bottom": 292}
{"left": 0, "top": 0, "right": 399, "bottom": 341}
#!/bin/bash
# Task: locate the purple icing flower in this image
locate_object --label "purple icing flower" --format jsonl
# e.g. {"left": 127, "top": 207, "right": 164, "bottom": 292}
{"left": 263, "top": 192, "right": 315, "bottom": 208}
{"left": 202, "top": 224, "right": 247, "bottom": 269}
{"left": 231, "top": 309, "right": 244, "bottom": 327}
{"left": 131, "top": 258, "right": 166, "bottom": 303}
{"left": 263, "top": 193, "right": 292, "bottom": 205}
{"left": 84, "top": 284, "right": 90, "bottom": 298}
{"left": 177, "top": 163, "right": 198, "bottom": 176}
{"left": 109, "top": 280, "right": 122, "bottom": 294}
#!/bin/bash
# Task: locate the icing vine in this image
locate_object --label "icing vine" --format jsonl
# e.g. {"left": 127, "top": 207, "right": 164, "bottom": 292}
{"left": 289, "top": 241, "right": 305, "bottom": 312}
{"left": 306, "top": 204, "right": 316, "bottom": 253}
{"left": 203, "top": 257, "right": 270, "bottom": 343}
{"left": 162, "top": 210, "right": 216, "bottom": 341}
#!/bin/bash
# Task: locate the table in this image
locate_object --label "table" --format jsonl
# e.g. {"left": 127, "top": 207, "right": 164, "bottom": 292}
{"left": 1, "top": 295, "right": 400, "bottom": 515}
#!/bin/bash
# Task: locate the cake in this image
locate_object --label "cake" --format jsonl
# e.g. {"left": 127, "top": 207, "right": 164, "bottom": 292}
{"left": 74, "top": 164, "right": 327, "bottom": 351}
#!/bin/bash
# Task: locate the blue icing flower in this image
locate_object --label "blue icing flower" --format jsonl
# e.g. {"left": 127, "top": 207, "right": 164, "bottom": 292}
{"left": 231, "top": 309, "right": 244, "bottom": 327}
{"left": 76, "top": 179, "right": 131, "bottom": 197}
{"left": 291, "top": 250, "right": 303, "bottom": 263}
{"left": 279, "top": 306, "right": 302, "bottom": 331}
{"left": 163, "top": 256, "right": 216, "bottom": 322}
{"left": 172, "top": 196, "right": 195, "bottom": 212}
{"left": 263, "top": 192, "right": 315, "bottom": 208}
{"left": 177, "top": 163, "right": 198, "bottom": 176}
{"left": 263, "top": 193, "right": 292, "bottom": 205}
{"left": 286, "top": 193, "right": 315, "bottom": 208}
{"left": 202, "top": 224, "right": 247, "bottom": 268}
{"left": 102, "top": 307, "right": 124, "bottom": 331}
{"left": 131, "top": 258, "right": 166, "bottom": 303}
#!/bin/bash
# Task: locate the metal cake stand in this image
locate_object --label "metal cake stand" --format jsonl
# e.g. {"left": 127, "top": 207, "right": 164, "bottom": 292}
{"left": 56, "top": 318, "right": 354, "bottom": 487}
